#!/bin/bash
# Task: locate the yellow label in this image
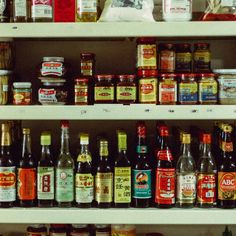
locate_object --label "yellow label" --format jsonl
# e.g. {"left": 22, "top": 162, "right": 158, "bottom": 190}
{"left": 194, "top": 52, "right": 211, "bottom": 63}
{"left": 111, "top": 229, "right": 136, "bottom": 236}
{"left": 118, "top": 131, "right": 127, "bottom": 151}
{"left": 117, "top": 86, "right": 136, "bottom": 101}
{"left": 137, "top": 44, "right": 157, "bottom": 68}
{"left": 139, "top": 78, "right": 157, "bottom": 103}
{"left": 77, "top": 153, "right": 92, "bottom": 163}
{"left": 95, "top": 87, "right": 114, "bottom": 101}
{"left": 114, "top": 167, "right": 131, "bottom": 203}
{"left": 179, "top": 83, "right": 198, "bottom": 93}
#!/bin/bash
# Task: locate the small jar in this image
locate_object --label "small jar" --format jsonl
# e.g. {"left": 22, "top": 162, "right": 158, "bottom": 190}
{"left": 0, "top": 70, "right": 12, "bottom": 105}
{"left": 137, "top": 38, "right": 157, "bottom": 70}
{"left": 75, "top": 78, "right": 89, "bottom": 105}
{"left": 49, "top": 225, "right": 68, "bottom": 236}
{"left": 13, "top": 82, "right": 32, "bottom": 105}
{"left": 31, "top": 0, "right": 53, "bottom": 22}
{"left": 76, "top": 0, "right": 98, "bottom": 22}
{"left": 198, "top": 73, "right": 218, "bottom": 104}
{"left": 0, "top": 41, "right": 13, "bottom": 70}
{"left": 158, "top": 73, "right": 177, "bottom": 105}
{"left": 111, "top": 225, "right": 135, "bottom": 236}
{"left": 175, "top": 43, "right": 192, "bottom": 73}
{"left": 94, "top": 75, "right": 115, "bottom": 104}
{"left": 116, "top": 75, "right": 137, "bottom": 104}
{"left": 70, "top": 224, "right": 90, "bottom": 236}
{"left": 138, "top": 70, "right": 158, "bottom": 104}
{"left": 80, "top": 53, "right": 95, "bottom": 77}
{"left": 27, "top": 224, "right": 47, "bottom": 236}
{"left": 159, "top": 43, "right": 175, "bottom": 73}
{"left": 95, "top": 225, "right": 111, "bottom": 236}
{"left": 193, "top": 43, "right": 211, "bottom": 73}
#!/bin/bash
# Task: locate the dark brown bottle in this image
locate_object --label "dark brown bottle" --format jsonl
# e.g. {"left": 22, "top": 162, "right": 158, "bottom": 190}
{"left": 132, "top": 122, "right": 152, "bottom": 208}
{"left": 17, "top": 128, "right": 37, "bottom": 207}
{"left": 0, "top": 123, "right": 16, "bottom": 208}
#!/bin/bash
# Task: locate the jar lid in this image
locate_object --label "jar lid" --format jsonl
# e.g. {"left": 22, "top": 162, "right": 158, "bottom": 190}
{"left": 136, "top": 37, "right": 156, "bottom": 44}
{"left": 0, "top": 70, "right": 13, "bottom": 76}
{"left": 75, "top": 78, "right": 89, "bottom": 83}
{"left": 95, "top": 225, "right": 110, "bottom": 229}
{"left": 213, "top": 69, "right": 236, "bottom": 74}
{"left": 13, "top": 82, "right": 32, "bottom": 88}
{"left": 158, "top": 43, "right": 175, "bottom": 49}
{"left": 96, "top": 74, "right": 115, "bottom": 79}
{"left": 80, "top": 53, "right": 95, "bottom": 58}
{"left": 118, "top": 74, "right": 136, "bottom": 80}
{"left": 176, "top": 43, "right": 191, "bottom": 49}
{"left": 43, "top": 82, "right": 64, "bottom": 86}
{"left": 177, "top": 73, "right": 196, "bottom": 77}
{"left": 41, "top": 79, "right": 66, "bottom": 83}
{"left": 196, "top": 73, "right": 215, "bottom": 77}
{"left": 194, "top": 43, "right": 210, "bottom": 47}
{"left": 159, "top": 73, "right": 177, "bottom": 77}
{"left": 43, "top": 57, "right": 64, "bottom": 62}
{"left": 72, "top": 224, "right": 88, "bottom": 228}
{"left": 138, "top": 70, "right": 158, "bottom": 77}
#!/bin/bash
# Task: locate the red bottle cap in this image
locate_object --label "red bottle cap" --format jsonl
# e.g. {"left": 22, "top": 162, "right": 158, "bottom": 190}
{"left": 159, "top": 126, "right": 169, "bottom": 137}
{"left": 75, "top": 78, "right": 89, "bottom": 83}
{"left": 118, "top": 74, "right": 136, "bottom": 80}
{"left": 137, "top": 37, "right": 156, "bottom": 44}
{"left": 202, "top": 133, "right": 211, "bottom": 144}
{"left": 137, "top": 121, "right": 146, "bottom": 138}
{"left": 61, "top": 120, "right": 69, "bottom": 128}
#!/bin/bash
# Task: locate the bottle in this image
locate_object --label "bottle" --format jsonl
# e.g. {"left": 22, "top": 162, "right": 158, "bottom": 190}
{"left": 27, "top": 224, "right": 47, "bottom": 236}
{"left": 155, "top": 125, "right": 175, "bottom": 208}
{"left": 55, "top": 121, "right": 74, "bottom": 207}
{"left": 0, "top": 123, "right": 16, "bottom": 208}
{"left": 13, "top": 0, "right": 30, "bottom": 22}
{"left": 218, "top": 125, "right": 236, "bottom": 209}
{"left": 17, "top": 128, "right": 37, "bottom": 207}
{"left": 70, "top": 224, "right": 90, "bottom": 236}
{"left": 114, "top": 131, "right": 131, "bottom": 208}
{"left": 176, "top": 133, "right": 196, "bottom": 208}
{"left": 37, "top": 132, "right": 54, "bottom": 207}
{"left": 95, "top": 139, "right": 113, "bottom": 208}
{"left": 31, "top": 0, "right": 53, "bottom": 22}
{"left": 0, "top": 0, "right": 10, "bottom": 22}
{"left": 222, "top": 226, "right": 233, "bottom": 236}
{"left": 75, "top": 133, "right": 94, "bottom": 208}
{"left": 132, "top": 122, "right": 152, "bottom": 208}
{"left": 197, "top": 133, "right": 217, "bottom": 208}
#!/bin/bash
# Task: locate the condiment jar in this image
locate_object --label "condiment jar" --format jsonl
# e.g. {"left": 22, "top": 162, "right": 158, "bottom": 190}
{"left": 95, "top": 225, "right": 111, "bottom": 236}
{"left": 159, "top": 43, "right": 175, "bottom": 73}
{"left": 175, "top": 43, "right": 192, "bottom": 73}
{"left": 0, "top": 40, "right": 13, "bottom": 70}
{"left": 13, "top": 82, "right": 32, "bottom": 105}
{"left": 76, "top": 0, "right": 98, "bottom": 22}
{"left": 111, "top": 225, "right": 135, "bottom": 236}
{"left": 158, "top": 73, "right": 177, "bottom": 105}
{"left": 31, "top": 1, "right": 53, "bottom": 22}
{"left": 94, "top": 75, "right": 115, "bottom": 104}
{"left": 75, "top": 78, "right": 89, "bottom": 105}
{"left": 80, "top": 53, "right": 95, "bottom": 77}
{"left": 49, "top": 224, "right": 68, "bottom": 236}
{"left": 116, "top": 75, "right": 137, "bottom": 104}
{"left": 0, "top": 70, "right": 12, "bottom": 105}
{"left": 70, "top": 224, "right": 90, "bottom": 236}
{"left": 27, "top": 224, "right": 47, "bottom": 236}
{"left": 138, "top": 70, "right": 158, "bottom": 104}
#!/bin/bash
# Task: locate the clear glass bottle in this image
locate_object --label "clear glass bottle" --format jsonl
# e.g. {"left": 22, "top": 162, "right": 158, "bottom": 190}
{"left": 31, "top": 0, "right": 53, "bottom": 22}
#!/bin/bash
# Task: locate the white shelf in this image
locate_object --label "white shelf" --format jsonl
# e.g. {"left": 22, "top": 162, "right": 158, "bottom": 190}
{"left": 0, "top": 22, "right": 236, "bottom": 38}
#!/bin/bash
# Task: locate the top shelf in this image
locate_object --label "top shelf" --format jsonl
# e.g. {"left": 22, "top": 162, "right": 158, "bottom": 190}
{"left": 0, "top": 22, "right": 236, "bottom": 38}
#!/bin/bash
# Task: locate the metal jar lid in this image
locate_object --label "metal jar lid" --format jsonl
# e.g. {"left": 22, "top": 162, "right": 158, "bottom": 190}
{"left": 43, "top": 57, "right": 64, "bottom": 62}
{"left": 13, "top": 82, "right": 32, "bottom": 88}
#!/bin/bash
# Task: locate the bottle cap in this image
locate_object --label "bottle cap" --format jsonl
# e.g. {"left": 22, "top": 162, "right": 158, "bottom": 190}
{"left": 100, "top": 139, "right": 108, "bottom": 146}
{"left": 159, "top": 126, "right": 169, "bottom": 137}
{"left": 72, "top": 224, "right": 88, "bottom": 228}
{"left": 137, "top": 121, "right": 146, "bottom": 138}
{"left": 23, "top": 128, "right": 30, "bottom": 135}
{"left": 80, "top": 133, "right": 89, "bottom": 145}
{"left": 117, "top": 130, "right": 127, "bottom": 151}
{"left": 223, "top": 124, "right": 233, "bottom": 133}
{"left": 1, "top": 123, "right": 9, "bottom": 132}
{"left": 182, "top": 133, "right": 191, "bottom": 144}
{"left": 61, "top": 120, "right": 69, "bottom": 128}
{"left": 202, "top": 133, "right": 211, "bottom": 144}
{"left": 41, "top": 132, "right": 51, "bottom": 146}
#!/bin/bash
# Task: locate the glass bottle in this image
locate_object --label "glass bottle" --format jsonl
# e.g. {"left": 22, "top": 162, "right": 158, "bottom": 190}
{"left": 197, "top": 133, "right": 217, "bottom": 208}
{"left": 17, "top": 128, "right": 37, "bottom": 207}
{"left": 159, "top": 43, "right": 175, "bottom": 73}
{"left": 76, "top": 0, "right": 98, "bottom": 22}
{"left": 176, "top": 133, "right": 196, "bottom": 208}
{"left": 55, "top": 121, "right": 74, "bottom": 208}
{"left": 0, "top": 0, "right": 10, "bottom": 22}
{"left": 75, "top": 133, "right": 94, "bottom": 208}
{"left": 37, "top": 132, "right": 54, "bottom": 207}
{"left": 0, "top": 123, "right": 16, "bottom": 208}
{"left": 13, "top": 0, "right": 30, "bottom": 22}
{"left": 31, "top": 0, "right": 53, "bottom": 22}
{"left": 27, "top": 224, "right": 47, "bottom": 236}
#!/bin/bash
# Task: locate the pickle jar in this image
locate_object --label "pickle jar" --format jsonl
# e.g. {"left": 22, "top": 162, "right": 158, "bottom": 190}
{"left": 159, "top": 43, "right": 176, "bottom": 73}
{"left": 76, "top": 0, "right": 98, "bottom": 22}
{"left": 13, "top": 82, "right": 32, "bottom": 105}
{"left": 75, "top": 78, "right": 89, "bottom": 105}
{"left": 116, "top": 75, "right": 137, "bottom": 104}
{"left": 80, "top": 53, "right": 95, "bottom": 77}
{"left": 175, "top": 43, "right": 192, "bottom": 73}
{"left": 0, "top": 70, "right": 12, "bottom": 105}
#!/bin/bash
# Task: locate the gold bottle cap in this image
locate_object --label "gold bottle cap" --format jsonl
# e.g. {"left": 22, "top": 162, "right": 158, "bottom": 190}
{"left": 182, "top": 133, "right": 191, "bottom": 144}
{"left": 1, "top": 123, "right": 10, "bottom": 132}
{"left": 99, "top": 139, "right": 108, "bottom": 156}
{"left": 23, "top": 128, "right": 30, "bottom": 135}
{"left": 41, "top": 132, "right": 51, "bottom": 146}
{"left": 80, "top": 133, "right": 89, "bottom": 145}
{"left": 100, "top": 139, "right": 108, "bottom": 146}
{"left": 223, "top": 125, "right": 233, "bottom": 133}
{"left": 117, "top": 130, "right": 127, "bottom": 151}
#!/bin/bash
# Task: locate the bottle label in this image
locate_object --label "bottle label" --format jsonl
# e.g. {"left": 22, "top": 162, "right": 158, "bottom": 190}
{"left": 132, "top": 169, "right": 152, "bottom": 199}
{"left": 163, "top": 0, "right": 191, "bottom": 14}
{"left": 137, "top": 44, "right": 157, "bottom": 69}
{"left": 81, "top": 62, "right": 93, "bottom": 76}
{"left": 94, "top": 87, "right": 114, "bottom": 101}
{"left": 199, "top": 81, "right": 217, "bottom": 103}
{"left": 31, "top": 0, "right": 53, "bottom": 18}
{"left": 176, "top": 52, "right": 192, "bottom": 72}
{"left": 155, "top": 168, "right": 175, "bottom": 204}
{"left": 218, "top": 78, "right": 236, "bottom": 100}
{"left": 197, "top": 174, "right": 216, "bottom": 204}
{"left": 27, "top": 232, "right": 47, "bottom": 236}
{"left": 77, "top": 0, "right": 97, "bottom": 13}
{"left": 14, "top": 0, "right": 27, "bottom": 17}
{"left": 117, "top": 86, "right": 136, "bottom": 101}
{"left": 95, "top": 172, "right": 113, "bottom": 203}
{"left": 56, "top": 168, "right": 74, "bottom": 202}
{"left": 114, "top": 167, "right": 131, "bottom": 203}
{"left": 157, "top": 150, "right": 173, "bottom": 161}
{"left": 75, "top": 85, "right": 88, "bottom": 104}
{"left": 139, "top": 78, "right": 157, "bottom": 103}
{"left": 38, "top": 88, "right": 57, "bottom": 103}
{"left": 221, "top": 141, "right": 233, "bottom": 152}
{"left": 160, "top": 50, "right": 175, "bottom": 72}
{"left": 111, "top": 229, "right": 136, "bottom": 236}
{"left": 178, "top": 83, "right": 198, "bottom": 103}
{"left": 41, "top": 62, "right": 63, "bottom": 76}
{"left": 0, "top": 167, "right": 16, "bottom": 202}
{"left": 218, "top": 172, "right": 236, "bottom": 200}
{"left": 37, "top": 167, "right": 54, "bottom": 200}
{"left": 0, "top": 0, "right": 6, "bottom": 15}
{"left": 136, "top": 145, "right": 147, "bottom": 153}
{"left": 17, "top": 168, "right": 36, "bottom": 200}
{"left": 75, "top": 173, "right": 94, "bottom": 203}
{"left": 159, "top": 80, "right": 177, "bottom": 104}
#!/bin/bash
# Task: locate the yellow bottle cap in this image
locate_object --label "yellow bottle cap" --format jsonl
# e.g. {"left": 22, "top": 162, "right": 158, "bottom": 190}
{"left": 41, "top": 132, "right": 51, "bottom": 146}
{"left": 117, "top": 130, "right": 127, "bottom": 150}
{"left": 23, "top": 128, "right": 30, "bottom": 135}
{"left": 182, "top": 133, "right": 191, "bottom": 144}
{"left": 80, "top": 133, "right": 89, "bottom": 145}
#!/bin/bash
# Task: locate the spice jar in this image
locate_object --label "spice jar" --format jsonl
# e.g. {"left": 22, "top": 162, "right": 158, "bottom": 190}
{"left": 94, "top": 75, "right": 115, "bottom": 104}
{"left": 27, "top": 224, "right": 47, "bottom": 236}
{"left": 75, "top": 78, "right": 89, "bottom": 105}
{"left": 13, "top": 82, "right": 32, "bottom": 105}
{"left": 31, "top": 0, "right": 53, "bottom": 22}
{"left": 116, "top": 75, "right": 136, "bottom": 104}
{"left": 81, "top": 53, "right": 95, "bottom": 77}
{"left": 0, "top": 70, "right": 12, "bottom": 105}
{"left": 175, "top": 43, "right": 192, "bottom": 73}
{"left": 198, "top": 73, "right": 218, "bottom": 104}
{"left": 137, "top": 38, "right": 157, "bottom": 70}
{"left": 76, "top": 0, "right": 98, "bottom": 22}
{"left": 111, "top": 225, "right": 136, "bottom": 236}
{"left": 138, "top": 70, "right": 158, "bottom": 104}
{"left": 95, "top": 225, "right": 111, "bottom": 236}
{"left": 0, "top": 41, "right": 13, "bottom": 70}
{"left": 70, "top": 225, "right": 90, "bottom": 236}
{"left": 158, "top": 73, "right": 177, "bottom": 105}
{"left": 159, "top": 43, "right": 175, "bottom": 73}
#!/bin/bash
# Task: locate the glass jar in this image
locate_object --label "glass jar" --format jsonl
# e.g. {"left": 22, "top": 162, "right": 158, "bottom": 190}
{"left": 31, "top": 0, "right": 53, "bottom": 22}
{"left": 27, "top": 224, "right": 47, "bottom": 236}
{"left": 13, "top": 82, "right": 32, "bottom": 105}
{"left": 159, "top": 43, "right": 175, "bottom": 73}
{"left": 137, "top": 37, "right": 157, "bottom": 70}
{"left": 0, "top": 0, "right": 10, "bottom": 22}
{"left": 70, "top": 225, "right": 90, "bottom": 236}
{"left": 158, "top": 73, "right": 177, "bottom": 105}
{"left": 80, "top": 53, "right": 95, "bottom": 77}
{"left": 0, "top": 41, "right": 13, "bottom": 70}
{"left": 138, "top": 70, "right": 158, "bottom": 104}
{"left": 0, "top": 70, "right": 12, "bottom": 105}
{"left": 76, "top": 0, "right": 98, "bottom": 22}
{"left": 198, "top": 73, "right": 218, "bottom": 104}
{"left": 49, "top": 225, "right": 68, "bottom": 236}
{"left": 111, "top": 225, "right": 136, "bottom": 236}
{"left": 13, "top": 0, "right": 31, "bottom": 22}
{"left": 94, "top": 75, "right": 115, "bottom": 104}
{"left": 95, "top": 225, "right": 111, "bottom": 236}
{"left": 116, "top": 75, "right": 137, "bottom": 104}
{"left": 178, "top": 73, "right": 198, "bottom": 105}
{"left": 75, "top": 78, "right": 89, "bottom": 105}
{"left": 175, "top": 43, "right": 192, "bottom": 73}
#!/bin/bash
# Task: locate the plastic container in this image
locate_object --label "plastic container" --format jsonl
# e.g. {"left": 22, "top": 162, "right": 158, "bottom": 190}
{"left": 13, "top": 82, "right": 32, "bottom": 105}
{"left": 0, "top": 70, "right": 12, "bottom": 105}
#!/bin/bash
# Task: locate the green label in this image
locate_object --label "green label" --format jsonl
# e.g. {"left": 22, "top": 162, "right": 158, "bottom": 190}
{"left": 117, "top": 86, "right": 136, "bottom": 101}
{"left": 56, "top": 168, "right": 74, "bottom": 202}
{"left": 137, "top": 145, "right": 147, "bottom": 153}
{"left": 132, "top": 169, "right": 152, "bottom": 199}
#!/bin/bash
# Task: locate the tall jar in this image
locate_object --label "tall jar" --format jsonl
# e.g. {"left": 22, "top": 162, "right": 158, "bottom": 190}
{"left": 159, "top": 43, "right": 175, "bottom": 73}
{"left": 175, "top": 43, "right": 192, "bottom": 73}
{"left": 13, "top": 0, "right": 31, "bottom": 22}
{"left": 76, "top": 0, "right": 98, "bottom": 22}
{"left": 80, "top": 53, "right": 95, "bottom": 77}
{"left": 31, "top": 0, "right": 53, "bottom": 22}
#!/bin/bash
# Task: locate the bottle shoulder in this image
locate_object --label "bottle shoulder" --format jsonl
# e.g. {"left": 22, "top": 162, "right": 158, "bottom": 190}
{"left": 57, "top": 153, "right": 74, "bottom": 168}
{"left": 176, "top": 155, "right": 196, "bottom": 172}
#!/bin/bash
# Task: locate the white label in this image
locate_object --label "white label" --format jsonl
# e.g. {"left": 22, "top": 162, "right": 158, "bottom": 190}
{"left": 221, "top": 0, "right": 236, "bottom": 7}
{"left": 32, "top": 4, "right": 52, "bottom": 18}
{"left": 14, "top": 0, "right": 27, "bottom": 17}
{"left": 0, "top": 0, "right": 6, "bottom": 14}
{"left": 2, "top": 85, "right": 8, "bottom": 92}
{"left": 77, "top": 0, "right": 97, "bottom": 13}
{"left": 41, "top": 62, "right": 63, "bottom": 76}
{"left": 164, "top": 0, "right": 191, "bottom": 14}
{"left": 218, "top": 78, "right": 236, "bottom": 99}
{"left": 38, "top": 88, "right": 57, "bottom": 103}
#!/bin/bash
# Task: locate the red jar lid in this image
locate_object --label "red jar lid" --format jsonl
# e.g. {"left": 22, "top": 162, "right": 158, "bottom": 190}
{"left": 196, "top": 73, "right": 215, "bottom": 77}
{"left": 178, "top": 73, "right": 196, "bottom": 77}
{"left": 118, "top": 74, "right": 136, "bottom": 79}
{"left": 138, "top": 70, "right": 158, "bottom": 77}
{"left": 80, "top": 53, "right": 95, "bottom": 59}
{"left": 96, "top": 74, "right": 115, "bottom": 79}
{"left": 159, "top": 43, "right": 175, "bottom": 50}
{"left": 159, "top": 73, "right": 177, "bottom": 77}
{"left": 137, "top": 37, "right": 156, "bottom": 44}
{"left": 75, "top": 78, "right": 89, "bottom": 83}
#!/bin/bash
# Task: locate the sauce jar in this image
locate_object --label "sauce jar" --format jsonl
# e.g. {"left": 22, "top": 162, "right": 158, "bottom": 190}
{"left": 81, "top": 53, "right": 95, "bottom": 77}
{"left": 116, "top": 75, "right": 137, "bottom": 104}
{"left": 13, "top": 82, "right": 32, "bottom": 105}
{"left": 175, "top": 43, "right": 192, "bottom": 73}
{"left": 31, "top": 0, "right": 53, "bottom": 22}
{"left": 76, "top": 0, "right": 98, "bottom": 22}
{"left": 158, "top": 73, "right": 177, "bottom": 105}
{"left": 0, "top": 70, "right": 12, "bottom": 105}
{"left": 198, "top": 73, "right": 218, "bottom": 104}
{"left": 94, "top": 75, "right": 115, "bottom": 104}
{"left": 138, "top": 70, "right": 158, "bottom": 104}
{"left": 27, "top": 224, "right": 47, "bottom": 236}
{"left": 178, "top": 73, "right": 198, "bottom": 105}
{"left": 95, "top": 225, "right": 111, "bottom": 236}
{"left": 70, "top": 224, "right": 90, "bottom": 236}
{"left": 137, "top": 38, "right": 157, "bottom": 70}
{"left": 159, "top": 43, "right": 175, "bottom": 73}
{"left": 75, "top": 78, "right": 89, "bottom": 105}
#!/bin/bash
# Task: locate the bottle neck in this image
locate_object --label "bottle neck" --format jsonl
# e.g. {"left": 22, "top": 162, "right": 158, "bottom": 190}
{"left": 41, "top": 145, "right": 50, "bottom": 156}
{"left": 202, "top": 143, "right": 211, "bottom": 157}
{"left": 159, "top": 135, "right": 169, "bottom": 150}
{"left": 22, "top": 134, "right": 32, "bottom": 158}
{"left": 60, "top": 128, "right": 70, "bottom": 155}
{"left": 182, "top": 143, "right": 191, "bottom": 156}
{"left": 81, "top": 144, "right": 89, "bottom": 154}
{"left": 99, "top": 146, "right": 108, "bottom": 160}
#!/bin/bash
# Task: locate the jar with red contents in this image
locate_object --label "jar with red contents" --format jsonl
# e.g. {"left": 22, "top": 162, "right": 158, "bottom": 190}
{"left": 159, "top": 43, "right": 175, "bottom": 73}
{"left": 75, "top": 78, "right": 89, "bottom": 105}
{"left": 80, "top": 53, "right": 95, "bottom": 77}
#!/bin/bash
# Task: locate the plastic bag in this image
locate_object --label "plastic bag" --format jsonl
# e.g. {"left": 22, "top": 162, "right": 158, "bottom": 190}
{"left": 99, "top": 0, "right": 155, "bottom": 22}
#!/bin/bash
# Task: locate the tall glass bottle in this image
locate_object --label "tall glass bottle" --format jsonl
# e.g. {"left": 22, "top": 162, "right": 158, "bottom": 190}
{"left": 95, "top": 139, "right": 113, "bottom": 208}
{"left": 0, "top": 123, "right": 16, "bottom": 208}
{"left": 17, "top": 128, "right": 37, "bottom": 207}
{"left": 132, "top": 121, "right": 152, "bottom": 208}
{"left": 75, "top": 133, "right": 94, "bottom": 208}
{"left": 55, "top": 121, "right": 74, "bottom": 208}
{"left": 114, "top": 131, "right": 131, "bottom": 208}
{"left": 176, "top": 133, "right": 196, "bottom": 208}
{"left": 37, "top": 132, "right": 54, "bottom": 207}
{"left": 197, "top": 133, "right": 217, "bottom": 208}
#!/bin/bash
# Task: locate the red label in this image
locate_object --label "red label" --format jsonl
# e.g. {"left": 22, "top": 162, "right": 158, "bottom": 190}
{"left": 218, "top": 172, "right": 236, "bottom": 200}
{"left": 32, "top": 0, "right": 52, "bottom": 5}
{"left": 140, "top": 84, "right": 153, "bottom": 94}
{"left": 155, "top": 168, "right": 175, "bottom": 204}
{"left": 143, "top": 48, "right": 155, "bottom": 58}
{"left": 157, "top": 150, "right": 173, "bottom": 160}
{"left": 0, "top": 173, "right": 16, "bottom": 187}
{"left": 39, "top": 89, "right": 56, "bottom": 96}
{"left": 42, "top": 174, "right": 51, "bottom": 192}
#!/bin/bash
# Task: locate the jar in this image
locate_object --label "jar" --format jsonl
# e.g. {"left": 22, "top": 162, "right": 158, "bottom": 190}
{"left": 31, "top": 0, "right": 53, "bottom": 22}
{"left": 116, "top": 75, "right": 137, "bottom": 104}
{"left": 138, "top": 70, "right": 158, "bottom": 104}
{"left": 111, "top": 225, "right": 135, "bottom": 236}
{"left": 198, "top": 73, "right": 218, "bottom": 104}
{"left": 0, "top": 41, "right": 13, "bottom": 70}
{"left": 0, "top": 1, "right": 10, "bottom": 22}
{"left": 94, "top": 75, "right": 115, "bottom": 103}
{"left": 70, "top": 224, "right": 90, "bottom": 236}
{"left": 0, "top": 70, "right": 12, "bottom": 105}
{"left": 159, "top": 43, "right": 175, "bottom": 73}
{"left": 80, "top": 53, "right": 95, "bottom": 77}
{"left": 193, "top": 43, "right": 211, "bottom": 73}
{"left": 158, "top": 73, "right": 177, "bottom": 105}
{"left": 175, "top": 43, "right": 192, "bottom": 73}
{"left": 13, "top": 0, "right": 31, "bottom": 22}
{"left": 95, "top": 225, "right": 111, "bottom": 236}
{"left": 27, "top": 224, "right": 47, "bottom": 236}
{"left": 178, "top": 73, "right": 198, "bottom": 105}
{"left": 76, "top": 0, "right": 98, "bottom": 22}
{"left": 75, "top": 78, "right": 89, "bottom": 105}
{"left": 38, "top": 82, "right": 68, "bottom": 105}
{"left": 49, "top": 225, "right": 68, "bottom": 236}
{"left": 13, "top": 82, "right": 32, "bottom": 105}
{"left": 137, "top": 38, "right": 157, "bottom": 70}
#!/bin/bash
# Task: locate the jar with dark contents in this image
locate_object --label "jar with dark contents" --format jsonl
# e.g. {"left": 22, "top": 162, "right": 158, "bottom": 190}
{"left": 159, "top": 43, "right": 175, "bottom": 73}
{"left": 175, "top": 43, "right": 192, "bottom": 73}
{"left": 94, "top": 75, "right": 115, "bottom": 103}
{"left": 95, "top": 225, "right": 111, "bottom": 236}
{"left": 31, "top": 0, "right": 53, "bottom": 22}
{"left": 116, "top": 75, "right": 137, "bottom": 104}
{"left": 75, "top": 78, "right": 89, "bottom": 105}
{"left": 49, "top": 224, "right": 68, "bottom": 236}
{"left": 70, "top": 224, "right": 90, "bottom": 236}
{"left": 81, "top": 53, "right": 95, "bottom": 77}
{"left": 27, "top": 224, "right": 47, "bottom": 236}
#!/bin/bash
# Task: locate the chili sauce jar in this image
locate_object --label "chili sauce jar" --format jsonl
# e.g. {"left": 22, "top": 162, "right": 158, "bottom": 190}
{"left": 80, "top": 53, "right": 95, "bottom": 77}
{"left": 13, "top": 82, "right": 32, "bottom": 105}
{"left": 75, "top": 78, "right": 89, "bottom": 105}
{"left": 159, "top": 43, "right": 176, "bottom": 73}
{"left": 175, "top": 43, "right": 192, "bottom": 73}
